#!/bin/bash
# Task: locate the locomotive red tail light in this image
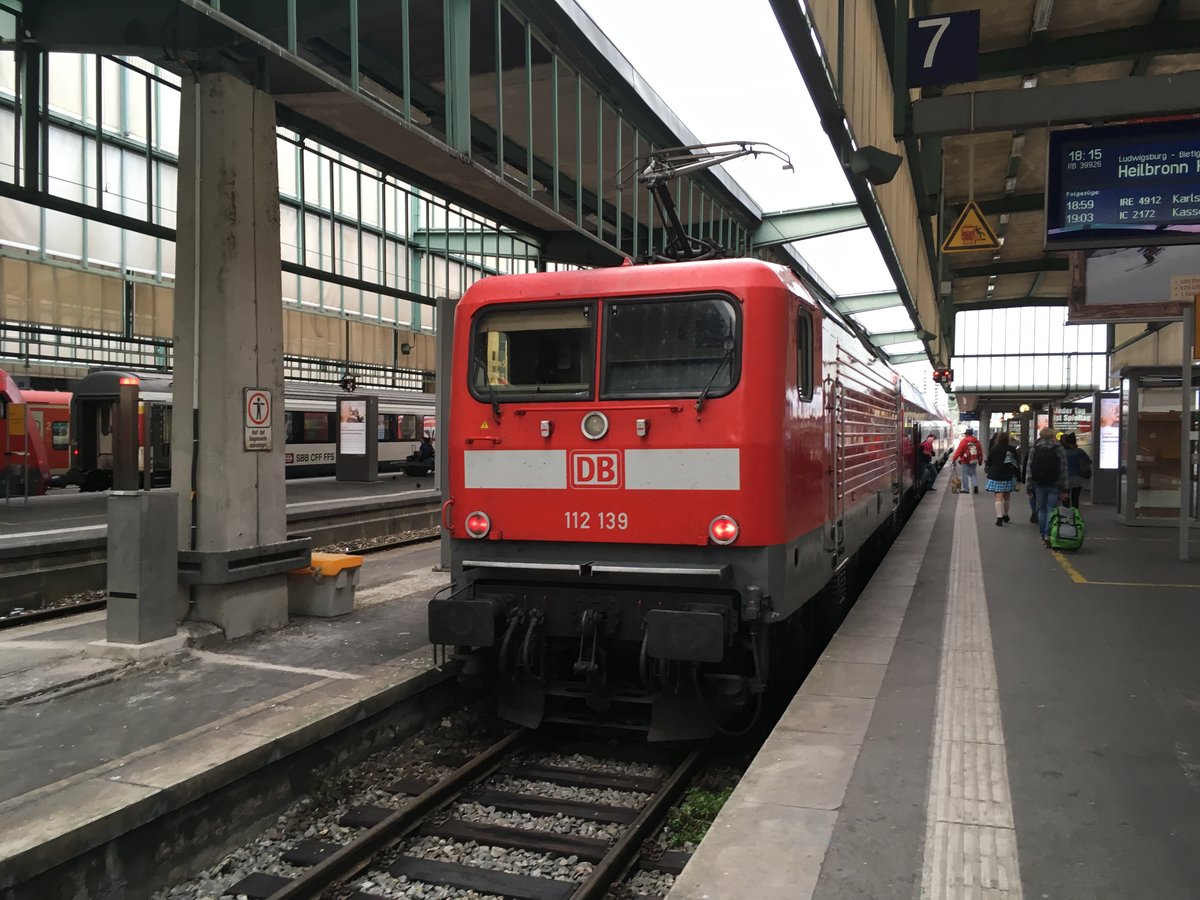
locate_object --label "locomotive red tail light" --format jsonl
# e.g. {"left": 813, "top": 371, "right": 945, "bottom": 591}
{"left": 465, "top": 511, "right": 491, "bottom": 539}
{"left": 708, "top": 515, "right": 739, "bottom": 545}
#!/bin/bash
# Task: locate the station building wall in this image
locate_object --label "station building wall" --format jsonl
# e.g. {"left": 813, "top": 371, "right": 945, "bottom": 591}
{"left": 0, "top": 52, "right": 547, "bottom": 388}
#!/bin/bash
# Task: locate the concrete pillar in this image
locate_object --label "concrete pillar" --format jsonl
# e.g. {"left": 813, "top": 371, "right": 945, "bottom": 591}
{"left": 172, "top": 72, "right": 288, "bottom": 638}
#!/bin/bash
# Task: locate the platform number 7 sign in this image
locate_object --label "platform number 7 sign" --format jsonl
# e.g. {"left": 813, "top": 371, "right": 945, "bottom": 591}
{"left": 906, "top": 10, "right": 980, "bottom": 89}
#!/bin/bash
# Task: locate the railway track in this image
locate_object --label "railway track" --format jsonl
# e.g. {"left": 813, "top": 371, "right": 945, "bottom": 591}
{"left": 0, "top": 493, "right": 441, "bottom": 620}
{"left": 0, "top": 525, "right": 440, "bottom": 631}
{"left": 222, "top": 731, "right": 704, "bottom": 900}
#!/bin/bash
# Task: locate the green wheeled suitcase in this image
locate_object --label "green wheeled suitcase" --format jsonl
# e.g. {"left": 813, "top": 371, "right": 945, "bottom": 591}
{"left": 1048, "top": 505, "right": 1085, "bottom": 551}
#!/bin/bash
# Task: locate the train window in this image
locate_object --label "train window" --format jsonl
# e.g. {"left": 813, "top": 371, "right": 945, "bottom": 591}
{"left": 284, "top": 411, "right": 300, "bottom": 443}
{"left": 399, "top": 415, "right": 420, "bottom": 441}
{"left": 601, "top": 295, "right": 739, "bottom": 399}
{"left": 470, "top": 303, "right": 595, "bottom": 402}
{"left": 797, "top": 310, "right": 813, "bottom": 401}
{"left": 51, "top": 421, "right": 69, "bottom": 450}
{"left": 302, "top": 412, "right": 331, "bottom": 442}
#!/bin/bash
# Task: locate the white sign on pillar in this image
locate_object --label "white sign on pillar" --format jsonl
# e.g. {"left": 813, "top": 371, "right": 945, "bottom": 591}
{"left": 244, "top": 388, "right": 273, "bottom": 451}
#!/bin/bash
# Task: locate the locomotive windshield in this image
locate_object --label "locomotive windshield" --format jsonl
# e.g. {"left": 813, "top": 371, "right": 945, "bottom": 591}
{"left": 601, "top": 295, "right": 738, "bottom": 398}
{"left": 470, "top": 304, "right": 594, "bottom": 401}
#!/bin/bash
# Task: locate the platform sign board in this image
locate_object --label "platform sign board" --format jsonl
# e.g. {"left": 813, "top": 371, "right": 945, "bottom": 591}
{"left": 1066, "top": 247, "right": 1194, "bottom": 323}
{"left": 907, "top": 11, "right": 980, "bottom": 88}
{"left": 958, "top": 410, "right": 979, "bottom": 421}
{"left": 942, "top": 201, "right": 1000, "bottom": 253}
{"left": 243, "top": 388, "right": 272, "bottom": 451}
{"left": 336, "top": 395, "right": 378, "bottom": 483}
{"left": 338, "top": 398, "right": 367, "bottom": 455}
{"left": 1046, "top": 119, "right": 1200, "bottom": 249}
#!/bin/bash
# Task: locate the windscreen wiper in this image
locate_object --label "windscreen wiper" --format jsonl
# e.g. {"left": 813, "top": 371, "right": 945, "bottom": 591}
{"left": 695, "top": 347, "right": 734, "bottom": 415}
{"left": 474, "top": 356, "right": 502, "bottom": 420}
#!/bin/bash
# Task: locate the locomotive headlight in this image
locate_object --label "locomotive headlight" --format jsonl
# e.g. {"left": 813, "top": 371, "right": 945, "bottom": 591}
{"left": 709, "top": 515, "right": 739, "bottom": 545}
{"left": 581, "top": 411, "right": 609, "bottom": 440}
{"left": 464, "top": 511, "right": 491, "bottom": 539}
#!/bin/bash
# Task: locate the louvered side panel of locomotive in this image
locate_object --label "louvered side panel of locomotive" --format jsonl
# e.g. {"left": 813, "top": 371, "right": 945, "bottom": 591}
{"left": 832, "top": 352, "right": 900, "bottom": 558}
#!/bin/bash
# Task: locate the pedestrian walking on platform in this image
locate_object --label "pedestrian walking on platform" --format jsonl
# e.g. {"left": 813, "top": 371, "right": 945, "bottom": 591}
{"left": 1061, "top": 432, "right": 1092, "bottom": 508}
{"left": 950, "top": 427, "right": 983, "bottom": 495}
{"left": 985, "top": 432, "right": 1021, "bottom": 526}
{"left": 920, "top": 433, "right": 938, "bottom": 491}
{"left": 1025, "top": 426, "right": 1069, "bottom": 545}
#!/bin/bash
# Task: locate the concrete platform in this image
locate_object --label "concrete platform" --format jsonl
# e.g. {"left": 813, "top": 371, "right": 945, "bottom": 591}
{"left": 671, "top": 475, "right": 1200, "bottom": 899}
{"left": 0, "top": 474, "right": 435, "bottom": 550}
{"left": 0, "top": 542, "right": 450, "bottom": 893}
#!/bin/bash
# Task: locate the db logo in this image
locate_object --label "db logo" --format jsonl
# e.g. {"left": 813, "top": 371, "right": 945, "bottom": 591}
{"left": 569, "top": 450, "right": 622, "bottom": 489}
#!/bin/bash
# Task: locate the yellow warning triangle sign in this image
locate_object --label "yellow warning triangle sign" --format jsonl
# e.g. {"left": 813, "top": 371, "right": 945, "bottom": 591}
{"left": 479, "top": 420, "right": 489, "bottom": 429}
{"left": 942, "top": 201, "right": 1000, "bottom": 254}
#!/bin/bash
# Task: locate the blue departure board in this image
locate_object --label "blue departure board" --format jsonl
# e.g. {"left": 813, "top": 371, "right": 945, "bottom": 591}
{"left": 1046, "top": 119, "right": 1200, "bottom": 249}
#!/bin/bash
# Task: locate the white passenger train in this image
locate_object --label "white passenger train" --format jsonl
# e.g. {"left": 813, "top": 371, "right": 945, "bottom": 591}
{"left": 65, "top": 370, "right": 436, "bottom": 491}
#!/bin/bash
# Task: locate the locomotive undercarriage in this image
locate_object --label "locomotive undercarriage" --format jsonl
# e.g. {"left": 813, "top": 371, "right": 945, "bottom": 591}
{"left": 433, "top": 578, "right": 772, "bottom": 741}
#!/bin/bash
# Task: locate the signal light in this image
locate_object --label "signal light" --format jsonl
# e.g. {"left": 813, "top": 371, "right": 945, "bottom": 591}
{"left": 464, "top": 511, "right": 491, "bottom": 539}
{"left": 708, "top": 515, "right": 739, "bottom": 545}
{"left": 932, "top": 367, "right": 954, "bottom": 385}
{"left": 119, "top": 377, "right": 139, "bottom": 385}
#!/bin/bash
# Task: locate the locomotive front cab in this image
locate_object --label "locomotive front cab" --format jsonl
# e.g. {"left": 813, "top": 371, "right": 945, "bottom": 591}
{"left": 432, "top": 262, "right": 806, "bottom": 740}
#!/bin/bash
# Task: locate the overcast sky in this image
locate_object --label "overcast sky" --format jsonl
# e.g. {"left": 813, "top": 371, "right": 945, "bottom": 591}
{"left": 575, "top": 0, "right": 899, "bottom": 298}
{"left": 574, "top": 0, "right": 942, "bottom": 406}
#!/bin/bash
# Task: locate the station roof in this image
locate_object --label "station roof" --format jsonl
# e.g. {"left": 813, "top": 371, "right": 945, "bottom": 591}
{"left": 767, "top": 0, "right": 1200, "bottom": 395}
{"left": 928, "top": 0, "right": 1200, "bottom": 321}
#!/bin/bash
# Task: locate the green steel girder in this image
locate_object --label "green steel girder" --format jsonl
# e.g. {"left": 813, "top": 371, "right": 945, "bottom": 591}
{"left": 955, "top": 296, "right": 1069, "bottom": 310}
{"left": 411, "top": 229, "right": 539, "bottom": 259}
{"left": 977, "top": 19, "right": 1200, "bottom": 80}
{"left": 443, "top": 0, "right": 471, "bottom": 155}
{"left": 886, "top": 351, "right": 930, "bottom": 365}
{"left": 751, "top": 203, "right": 865, "bottom": 248}
{"left": 951, "top": 258, "right": 1069, "bottom": 279}
{"left": 834, "top": 291, "right": 904, "bottom": 314}
{"left": 868, "top": 329, "right": 935, "bottom": 347}
{"left": 946, "top": 193, "right": 1043, "bottom": 218}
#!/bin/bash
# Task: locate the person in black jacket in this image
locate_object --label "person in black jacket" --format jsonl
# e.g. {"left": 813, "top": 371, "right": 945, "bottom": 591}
{"left": 985, "top": 432, "right": 1021, "bottom": 527}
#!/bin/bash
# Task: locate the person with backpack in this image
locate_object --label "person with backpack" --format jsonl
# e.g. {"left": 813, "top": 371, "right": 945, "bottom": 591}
{"left": 1061, "top": 432, "right": 1093, "bottom": 508}
{"left": 985, "top": 432, "right": 1021, "bottom": 526}
{"left": 1024, "top": 426, "right": 1069, "bottom": 545}
{"left": 950, "top": 427, "right": 983, "bottom": 494}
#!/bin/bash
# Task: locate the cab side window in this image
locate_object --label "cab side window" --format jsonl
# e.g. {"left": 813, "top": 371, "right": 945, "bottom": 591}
{"left": 796, "top": 310, "right": 813, "bottom": 401}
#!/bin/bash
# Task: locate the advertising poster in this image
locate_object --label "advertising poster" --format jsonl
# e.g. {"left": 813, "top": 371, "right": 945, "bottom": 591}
{"left": 1098, "top": 396, "right": 1120, "bottom": 470}
{"left": 339, "top": 399, "right": 367, "bottom": 455}
{"left": 1067, "top": 247, "right": 1193, "bottom": 323}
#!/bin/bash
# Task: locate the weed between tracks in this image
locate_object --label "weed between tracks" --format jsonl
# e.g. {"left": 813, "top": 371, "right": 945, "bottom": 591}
{"left": 663, "top": 786, "right": 733, "bottom": 847}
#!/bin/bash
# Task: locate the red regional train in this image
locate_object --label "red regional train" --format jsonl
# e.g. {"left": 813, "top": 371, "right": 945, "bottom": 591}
{"left": 429, "top": 258, "right": 950, "bottom": 739}
{"left": 0, "top": 368, "right": 54, "bottom": 495}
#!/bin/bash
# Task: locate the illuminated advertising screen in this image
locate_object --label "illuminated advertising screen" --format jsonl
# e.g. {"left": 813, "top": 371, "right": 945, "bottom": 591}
{"left": 1098, "top": 396, "right": 1120, "bottom": 470}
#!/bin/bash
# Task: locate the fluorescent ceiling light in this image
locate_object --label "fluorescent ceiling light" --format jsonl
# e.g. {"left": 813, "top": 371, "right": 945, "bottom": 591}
{"left": 1022, "top": 75, "right": 1039, "bottom": 89}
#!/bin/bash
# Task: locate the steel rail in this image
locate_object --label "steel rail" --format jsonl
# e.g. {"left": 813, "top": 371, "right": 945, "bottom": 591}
{"left": 569, "top": 746, "right": 706, "bottom": 900}
{"left": 267, "top": 728, "right": 528, "bottom": 900}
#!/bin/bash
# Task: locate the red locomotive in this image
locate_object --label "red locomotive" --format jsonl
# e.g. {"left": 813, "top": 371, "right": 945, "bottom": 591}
{"left": 430, "top": 257, "right": 949, "bottom": 739}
